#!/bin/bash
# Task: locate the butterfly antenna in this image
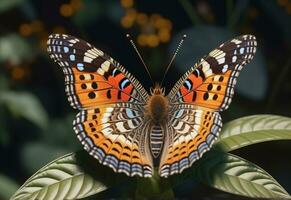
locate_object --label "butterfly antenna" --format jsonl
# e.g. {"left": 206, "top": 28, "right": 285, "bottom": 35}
{"left": 126, "top": 33, "right": 154, "bottom": 84}
{"left": 161, "top": 34, "right": 187, "bottom": 86}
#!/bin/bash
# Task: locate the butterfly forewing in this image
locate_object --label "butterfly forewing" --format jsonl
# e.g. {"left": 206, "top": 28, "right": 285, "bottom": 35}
{"left": 169, "top": 35, "right": 257, "bottom": 111}
{"left": 47, "top": 34, "right": 153, "bottom": 177}
{"left": 159, "top": 35, "right": 257, "bottom": 177}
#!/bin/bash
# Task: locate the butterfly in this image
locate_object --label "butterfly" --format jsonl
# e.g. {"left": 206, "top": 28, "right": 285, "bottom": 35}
{"left": 47, "top": 34, "right": 257, "bottom": 178}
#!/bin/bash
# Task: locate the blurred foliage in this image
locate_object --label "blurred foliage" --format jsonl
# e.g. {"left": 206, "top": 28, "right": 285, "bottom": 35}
{"left": 0, "top": 0, "right": 26, "bottom": 13}
{"left": 0, "top": 34, "right": 34, "bottom": 65}
{"left": 0, "top": 0, "right": 290, "bottom": 199}
{"left": 0, "top": 174, "right": 19, "bottom": 200}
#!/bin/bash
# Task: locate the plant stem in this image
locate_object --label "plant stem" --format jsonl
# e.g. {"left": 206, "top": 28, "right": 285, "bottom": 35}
{"left": 135, "top": 170, "right": 174, "bottom": 199}
{"left": 266, "top": 54, "right": 291, "bottom": 111}
{"left": 178, "top": 0, "right": 201, "bottom": 26}
{"left": 227, "top": 0, "right": 249, "bottom": 29}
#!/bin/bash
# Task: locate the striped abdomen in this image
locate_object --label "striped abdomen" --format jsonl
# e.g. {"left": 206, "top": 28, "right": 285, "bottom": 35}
{"left": 150, "top": 125, "right": 165, "bottom": 158}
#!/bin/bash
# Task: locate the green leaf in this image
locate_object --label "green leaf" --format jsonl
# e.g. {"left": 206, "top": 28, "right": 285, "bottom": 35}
{"left": 11, "top": 151, "right": 127, "bottom": 200}
{"left": 0, "top": 91, "right": 48, "bottom": 129}
{"left": 136, "top": 171, "right": 174, "bottom": 199}
{"left": 192, "top": 151, "right": 290, "bottom": 198}
{"left": 0, "top": 0, "right": 26, "bottom": 13}
{"left": 0, "top": 34, "right": 34, "bottom": 65}
{"left": 0, "top": 174, "right": 19, "bottom": 199}
{"left": 215, "top": 115, "right": 291, "bottom": 152}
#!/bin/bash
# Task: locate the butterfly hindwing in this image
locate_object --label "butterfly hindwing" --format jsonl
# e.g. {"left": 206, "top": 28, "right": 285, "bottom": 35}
{"left": 47, "top": 34, "right": 153, "bottom": 177}
{"left": 169, "top": 35, "right": 257, "bottom": 111}
{"left": 73, "top": 104, "right": 153, "bottom": 177}
{"left": 159, "top": 107, "right": 222, "bottom": 177}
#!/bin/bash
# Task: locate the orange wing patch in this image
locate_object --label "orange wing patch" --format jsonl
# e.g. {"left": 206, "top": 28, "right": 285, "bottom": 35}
{"left": 179, "top": 71, "right": 232, "bottom": 110}
{"left": 73, "top": 106, "right": 153, "bottom": 177}
{"left": 159, "top": 109, "right": 222, "bottom": 177}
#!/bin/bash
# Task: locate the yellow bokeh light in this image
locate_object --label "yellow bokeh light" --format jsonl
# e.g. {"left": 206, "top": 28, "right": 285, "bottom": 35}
{"left": 137, "top": 34, "right": 147, "bottom": 46}
{"left": 60, "top": 4, "right": 74, "bottom": 17}
{"left": 277, "top": 0, "right": 288, "bottom": 6}
{"left": 31, "top": 20, "right": 43, "bottom": 32}
{"left": 137, "top": 13, "right": 148, "bottom": 25}
{"left": 70, "top": 0, "right": 82, "bottom": 10}
{"left": 150, "top": 14, "right": 161, "bottom": 23}
{"left": 11, "top": 67, "right": 25, "bottom": 80}
{"left": 121, "top": 16, "right": 134, "bottom": 28}
{"left": 120, "top": 0, "right": 134, "bottom": 8}
{"left": 147, "top": 34, "right": 159, "bottom": 47}
{"left": 19, "top": 24, "right": 32, "bottom": 37}
{"left": 158, "top": 28, "right": 170, "bottom": 43}
{"left": 126, "top": 8, "right": 137, "bottom": 19}
{"left": 154, "top": 18, "right": 172, "bottom": 30}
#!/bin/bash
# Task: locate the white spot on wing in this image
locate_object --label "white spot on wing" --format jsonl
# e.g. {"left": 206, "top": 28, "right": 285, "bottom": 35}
{"left": 101, "top": 60, "right": 110, "bottom": 72}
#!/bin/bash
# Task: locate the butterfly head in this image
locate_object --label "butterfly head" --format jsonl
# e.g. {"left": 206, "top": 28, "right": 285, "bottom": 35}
{"left": 150, "top": 84, "right": 165, "bottom": 95}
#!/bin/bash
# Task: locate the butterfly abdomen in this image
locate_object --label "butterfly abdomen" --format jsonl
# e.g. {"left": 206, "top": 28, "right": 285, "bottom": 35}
{"left": 149, "top": 124, "right": 165, "bottom": 158}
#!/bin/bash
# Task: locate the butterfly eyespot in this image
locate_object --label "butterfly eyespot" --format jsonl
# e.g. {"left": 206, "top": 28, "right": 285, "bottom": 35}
{"left": 207, "top": 83, "right": 213, "bottom": 91}
{"left": 213, "top": 94, "right": 218, "bottom": 100}
{"left": 219, "top": 76, "right": 224, "bottom": 82}
{"left": 203, "top": 92, "right": 209, "bottom": 100}
{"left": 81, "top": 84, "right": 87, "bottom": 89}
{"left": 89, "top": 123, "right": 94, "bottom": 127}
{"left": 88, "top": 92, "right": 96, "bottom": 99}
{"left": 91, "top": 82, "right": 98, "bottom": 89}
{"left": 91, "top": 127, "right": 96, "bottom": 132}
{"left": 79, "top": 75, "right": 85, "bottom": 80}
{"left": 217, "top": 85, "right": 222, "bottom": 91}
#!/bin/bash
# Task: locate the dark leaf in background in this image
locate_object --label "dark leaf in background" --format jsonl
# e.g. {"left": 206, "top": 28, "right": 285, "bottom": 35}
{"left": 169, "top": 26, "right": 267, "bottom": 100}
{"left": 257, "top": 0, "right": 291, "bottom": 44}
{"left": 21, "top": 142, "right": 69, "bottom": 174}
{"left": 0, "top": 91, "right": 48, "bottom": 129}
{"left": 0, "top": 174, "right": 19, "bottom": 200}
{"left": 0, "top": 34, "right": 34, "bottom": 65}
{"left": 0, "top": 0, "right": 26, "bottom": 13}
{"left": 41, "top": 114, "right": 78, "bottom": 149}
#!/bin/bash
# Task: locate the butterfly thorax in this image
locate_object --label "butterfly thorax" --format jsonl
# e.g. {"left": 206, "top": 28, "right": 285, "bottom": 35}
{"left": 146, "top": 85, "right": 168, "bottom": 125}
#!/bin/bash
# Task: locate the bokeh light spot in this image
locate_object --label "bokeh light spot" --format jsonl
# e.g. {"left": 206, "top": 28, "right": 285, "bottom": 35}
{"left": 60, "top": 4, "right": 74, "bottom": 17}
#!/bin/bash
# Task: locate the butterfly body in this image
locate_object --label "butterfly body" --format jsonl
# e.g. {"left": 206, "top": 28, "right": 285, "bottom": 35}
{"left": 47, "top": 34, "right": 257, "bottom": 178}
